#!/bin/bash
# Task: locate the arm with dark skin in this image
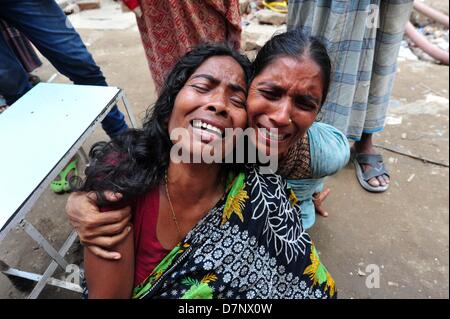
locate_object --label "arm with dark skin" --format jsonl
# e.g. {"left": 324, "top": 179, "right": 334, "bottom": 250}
{"left": 84, "top": 218, "right": 135, "bottom": 298}
{"left": 66, "top": 191, "right": 132, "bottom": 259}
{"left": 66, "top": 182, "right": 329, "bottom": 260}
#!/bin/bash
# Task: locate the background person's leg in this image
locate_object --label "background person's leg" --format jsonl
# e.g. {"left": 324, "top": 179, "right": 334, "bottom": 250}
{"left": 354, "top": 0, "right": 414, "bottom": 189}
{"left": 0, "top": 0, "right": 127, "bottom": 137}
{"left": 0, "top": 28, "right": 32, "bottom": 105}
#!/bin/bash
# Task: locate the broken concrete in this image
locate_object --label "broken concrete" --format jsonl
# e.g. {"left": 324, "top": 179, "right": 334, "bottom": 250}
{"left": 239, "top": 0, "right": 251, "bottom": 15}
{"left": 241, "top": 21, "right": 286, "bottom": 51}
{"left": 255, "top": 9, "right": 287, "bottom": 26}
{"left": 67, "top": 0, "right": 136, "bottom": 30}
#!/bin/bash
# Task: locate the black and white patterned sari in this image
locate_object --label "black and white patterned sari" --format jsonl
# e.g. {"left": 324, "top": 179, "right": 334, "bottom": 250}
{"left": 133, "top": 167, "right": 336, "bottom": 299}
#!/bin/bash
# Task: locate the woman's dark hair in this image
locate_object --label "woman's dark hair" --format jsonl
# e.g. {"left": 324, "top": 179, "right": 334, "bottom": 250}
{"left": 79, "top": 43, "right": 252, "bottom": 205}
{"left": 252, "top": 28, "right": 331, "bottom": 105}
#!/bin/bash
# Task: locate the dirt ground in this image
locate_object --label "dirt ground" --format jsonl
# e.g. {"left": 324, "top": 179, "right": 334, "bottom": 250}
{"left": 0, "top": 5, "right": 448, "bottom": 299}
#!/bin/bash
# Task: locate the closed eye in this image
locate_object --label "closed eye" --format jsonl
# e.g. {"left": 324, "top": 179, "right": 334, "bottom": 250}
{"left": 294, "top": 96, "right": 319, "bottom": 112}
{"left": 295, "top": 101, "right": 317, "bottom": 111}
{"left": 231, "top": 97, "right": 247, "bottom": 108}
{"left": 190, "top": 84, "right": 209, "bottom": 93}
{"left": 258, "top": 89, "right": 280, "bottom": 100}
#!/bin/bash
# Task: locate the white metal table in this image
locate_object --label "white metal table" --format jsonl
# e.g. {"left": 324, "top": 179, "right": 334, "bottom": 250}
{"left": 0, "top": 83, "right": 137, "bottom": 298}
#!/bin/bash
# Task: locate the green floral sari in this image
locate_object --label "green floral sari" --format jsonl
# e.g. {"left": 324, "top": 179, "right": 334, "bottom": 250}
{"left": 133, "top": 167, "right": 336, "bottom": 299}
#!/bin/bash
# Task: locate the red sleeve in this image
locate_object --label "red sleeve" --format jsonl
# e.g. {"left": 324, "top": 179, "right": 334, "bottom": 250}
{"left": 122, "top": 0, "right": 140, "bottom": 10}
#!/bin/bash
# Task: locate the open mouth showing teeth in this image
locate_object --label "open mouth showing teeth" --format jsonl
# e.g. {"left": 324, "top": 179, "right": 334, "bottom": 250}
{"left": 258, "top": 126, "right": 290, "bottom": 142}
{"left": 192, "top": 120, "right": 224, "bottom": 138}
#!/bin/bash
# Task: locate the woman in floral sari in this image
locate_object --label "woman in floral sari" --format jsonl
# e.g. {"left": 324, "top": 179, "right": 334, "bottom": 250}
{"left": 79, "top": 39, "right": 336, "bottom": 299}
{"left": 67, "top": 31, "right": 349, "bottom": 262}
{"left": 132, "top": 170, "right": 334, "bottom": 299}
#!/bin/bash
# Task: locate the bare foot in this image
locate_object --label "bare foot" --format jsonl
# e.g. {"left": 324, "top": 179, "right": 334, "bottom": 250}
{"left": 313, "top": 188, "right": 331, "bottom": 217}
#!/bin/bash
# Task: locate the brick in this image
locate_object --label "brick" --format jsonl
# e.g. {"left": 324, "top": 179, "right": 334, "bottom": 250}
{"left": 77, "top": 0, "right": 101, "bottom": 11}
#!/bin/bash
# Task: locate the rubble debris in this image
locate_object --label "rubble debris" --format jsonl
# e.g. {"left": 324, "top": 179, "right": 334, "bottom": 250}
{"left": 385, "top": 116, "right": 403, "bottom": 126}
{"left": 406, "top": 22, "right": 449, "bottom": 65}
{"left": 388, "top": 281, "right": 400, "bottom": 287}
{"left": 398, "top": 41, "right": 419, "bottom": 61}
{"left": 241, "top": 21, "right": 286, "bottom": 51}
{"left": 239, "top": 0, "right": 251, "bottom": 15}
{"left": 244, "top": 50, "right": 258, "bottom": 61}
{"left": 63, "top": 3, "right": 80, "bottom": 15}
{"left": 406, "top": 1, "right": 449, "bottom": 65}
{"left": 357, "top": 269, "right": 367, "bottom": 276}
{"left": 255, "top": 9, "right": 286, "bottom": 26}
{"left": 77, "top": 0, "right": 101, "bottom": 11}
{"left": 60, "top": 0, "right": 101, "bottom": 14}
{"left": 412, "top": 0, "right": 449, "bottom": 28}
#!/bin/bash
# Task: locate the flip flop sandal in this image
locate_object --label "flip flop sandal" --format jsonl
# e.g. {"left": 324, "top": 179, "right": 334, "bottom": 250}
{"left": 50, "top": 157, "right": 79, "bottom": 194}
{"left": 351, "top": 152, "right": 390, "bottom": 193}
{"left": 262, "top": 0, "right": 288, "bottom": 13}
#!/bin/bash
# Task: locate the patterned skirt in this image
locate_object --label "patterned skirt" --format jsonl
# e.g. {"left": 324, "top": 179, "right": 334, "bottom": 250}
{"left": 287, "top": 0, "right": 414, "bottom": 140}
{"left": 135, "top": 0, "right": 241, "bottom": 93}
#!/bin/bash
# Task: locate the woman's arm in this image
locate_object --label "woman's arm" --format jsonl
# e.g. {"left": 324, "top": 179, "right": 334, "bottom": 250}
{"left": 307, "top": 122, "right": 350, "bottom": 178}
{"left": 66, "top": 191, "right": 132, "bottom": 260}
{"left": 282, "top": 122, "right": 350, "bottom": 223}
{"left": 84, "top": 228, "right": 135, "bottom": 299}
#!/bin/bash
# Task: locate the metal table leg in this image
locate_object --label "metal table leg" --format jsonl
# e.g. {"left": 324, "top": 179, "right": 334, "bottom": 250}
{"left": 27, "top": 230, "right": 80, "bottom": 299}
{"left": 120, "top": 91, "right": 138, "bottom": 128}
{"left": 20, "top": 220, "right": 68, "bottom": 269}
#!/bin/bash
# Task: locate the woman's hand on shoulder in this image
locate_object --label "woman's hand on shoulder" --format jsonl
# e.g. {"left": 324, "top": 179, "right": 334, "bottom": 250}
{"left": 65, "top": 191, "right": 132, "bottom": 260}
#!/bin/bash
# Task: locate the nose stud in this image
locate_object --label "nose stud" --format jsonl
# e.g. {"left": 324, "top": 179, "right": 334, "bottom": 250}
{"left": 289, "top": 118, "right": 292, "bottom": 123}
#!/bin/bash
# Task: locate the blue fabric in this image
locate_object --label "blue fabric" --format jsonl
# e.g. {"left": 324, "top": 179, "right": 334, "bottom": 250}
{"left": 288, "top": 178, "right": 325, "bottom": 230}
{"left": 288, "top": 0, "right": 414, "bottom": 140}
{"left": 0, "top": 0, "right": 127, "bottom": 138}
{"left": 288, "top": 122, "right": 350, "bottom": 229}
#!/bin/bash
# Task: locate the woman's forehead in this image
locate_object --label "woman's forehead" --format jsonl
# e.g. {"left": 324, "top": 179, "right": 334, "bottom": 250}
{"left": 190, "top": 55, "right": 246, "bottom": 85}
{"left": 252, "top": 56, "right": 322, "bottom": 88}
{"left": 259, "top": 56, "right": 320, "bottom": 77}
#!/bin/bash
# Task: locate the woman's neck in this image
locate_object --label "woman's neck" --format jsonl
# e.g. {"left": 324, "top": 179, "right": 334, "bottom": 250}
{"left": 166, "top": 162, "right": 223, "bottom": 204}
